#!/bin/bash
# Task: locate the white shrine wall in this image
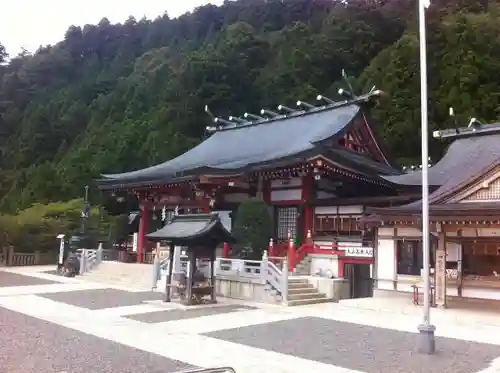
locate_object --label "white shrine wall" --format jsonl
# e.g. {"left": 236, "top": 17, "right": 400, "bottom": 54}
{"left": 374, "top": 226, "right": 500, "bottom": 300}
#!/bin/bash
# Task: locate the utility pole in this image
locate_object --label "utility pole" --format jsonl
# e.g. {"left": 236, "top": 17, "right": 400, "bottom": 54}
{"left": 417, "top": 0, "right": 436, "bottom": 354}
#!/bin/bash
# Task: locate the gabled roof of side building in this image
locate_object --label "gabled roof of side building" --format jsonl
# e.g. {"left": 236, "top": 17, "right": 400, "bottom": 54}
{"left": 367, "top": 125, "right": 500, "bottom": 218}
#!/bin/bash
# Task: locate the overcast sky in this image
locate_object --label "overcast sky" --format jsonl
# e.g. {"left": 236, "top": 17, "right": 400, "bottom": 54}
{"left": 1, "top": 0, "right": 222, "bottom": 56}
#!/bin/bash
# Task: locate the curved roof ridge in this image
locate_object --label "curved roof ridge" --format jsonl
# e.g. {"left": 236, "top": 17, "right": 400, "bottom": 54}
{"left": 98, "top": 104, "right": 360, "bottom": 186}
{"left": 215, "top": 100, "right": 360, "bottom": 132}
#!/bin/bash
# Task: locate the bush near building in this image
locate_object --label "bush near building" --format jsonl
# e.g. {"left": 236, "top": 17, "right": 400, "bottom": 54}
{"left": 0, "top": 199, "right": 125, "bottom": 254}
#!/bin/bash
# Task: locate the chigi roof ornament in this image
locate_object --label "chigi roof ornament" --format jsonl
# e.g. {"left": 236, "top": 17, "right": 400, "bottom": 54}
{"left": 316, "top": 94, "right": 335, "bottom": 104}
{"left": 296, "top": 100, "right": 316, "bottom": 110}
{"left": 214, "top": 117, "right": 233, "bottom": 126}
{"left": 433, "top": 107, "right": 498, "bottom": 139}
{"left": 277, "top": 104, "right": 297, "bottom": 113}
{"left": 244, "top": 112, "right": 264, "bottom": 121}
{"left": 228, "top": 116, "right": 248, "bottom": 124}
{"left": 260, "top": 109, "right": 279, "bottom": 118}
{"left": 203, "top": 70, "right": 386, "bottom": 133}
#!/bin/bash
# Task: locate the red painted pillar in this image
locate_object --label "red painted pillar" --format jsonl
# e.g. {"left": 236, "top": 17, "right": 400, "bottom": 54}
{"left": 338, "top": 259, "right": 345, "bottom": 278}
{"left": 222, "top": 242, "right": 230, "bottom": 258}
{"left": 301, "top": 175, "right": 313, "bottom": 242}
{"left": 199, "top": 198, "right": 210, "bottom": 213}
{"left": 306, "top": 229, "right": 313, "bottom": 245}
{"left": 268, "top": 237, "right": 274, "bottom": 257}
{"left": 137, "top": 202, "right": 149, "bottom": 263}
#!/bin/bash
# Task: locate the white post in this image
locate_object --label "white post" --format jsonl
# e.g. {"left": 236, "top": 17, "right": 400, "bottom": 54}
{"left": 132, "top": 232, "right": 138, "bottom": 252}
{"left": 57, "top": 234, "right": 65, "bottom": 266}
{"left": 261, "top": 250, "right": 269, "bottom": 284}
{"left": 417, "top": 0, "right": 436, "bottom": 354}
{"left": 281, "top": 257, "right": 289, "bottom": 305}
{"left": 80, "top": 249, "right": 87, "bottom": 275}
{"left": 152, "top": 244, "right": 161, "bottom": 290}
{"left": 97, "top": 242, "right": 103, "bottom": 264}
{"left": 173, "top": 246, "right": 182, "bottom": 272}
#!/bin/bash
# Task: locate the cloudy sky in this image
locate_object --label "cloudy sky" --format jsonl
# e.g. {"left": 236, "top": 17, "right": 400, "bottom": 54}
{"left": 1, "top": 0, "right": 222, "bottom": 56}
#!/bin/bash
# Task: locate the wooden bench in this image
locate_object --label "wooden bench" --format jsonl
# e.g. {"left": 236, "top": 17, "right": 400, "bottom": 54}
{"left": 411, "top": 283, "right": 436, "bottom": 307}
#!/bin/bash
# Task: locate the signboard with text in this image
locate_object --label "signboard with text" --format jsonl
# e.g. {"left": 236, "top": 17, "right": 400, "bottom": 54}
{"left": 344, "top": 246, "right": 374, "bottom": 258}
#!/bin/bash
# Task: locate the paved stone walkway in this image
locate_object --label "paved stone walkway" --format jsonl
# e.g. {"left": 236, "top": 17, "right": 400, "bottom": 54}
{"left": 1, "top": 266, "right": 500, "bottom": 373}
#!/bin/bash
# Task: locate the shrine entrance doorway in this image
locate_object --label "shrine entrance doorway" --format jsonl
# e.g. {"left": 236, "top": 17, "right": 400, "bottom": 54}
{"left": 344, "top": 262, "right": 373, "bottom": 299}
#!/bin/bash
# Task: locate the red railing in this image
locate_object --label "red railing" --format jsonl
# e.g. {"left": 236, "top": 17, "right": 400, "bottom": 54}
{"left": 265, "top": 231, "right": 373, "bottom": 272}
{"left": 269, "top": 241, "right": 288, "bottom": 258}
{"left": 293, "top": 242, "right": 313, "bottom": 268}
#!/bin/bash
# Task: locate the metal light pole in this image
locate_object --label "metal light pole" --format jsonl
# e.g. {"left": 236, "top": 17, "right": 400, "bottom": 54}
{"left": 417, "top": 0, "right": 436, "bottom": 354}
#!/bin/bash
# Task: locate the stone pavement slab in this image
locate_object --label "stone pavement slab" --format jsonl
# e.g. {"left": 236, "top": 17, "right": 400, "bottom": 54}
{"left": 0, "top": 294, "right": 359, "bottom": 373}
{"left": 0, "top": 305, "right": 193, "bottom": 373}
{"left": 0, "top": 270, "right": 60, "bottom": 287}
{"left": 206, "top": 316, "right": 500, "bottom": 373}
{"left": 126, "top": 304, "right": 256, "bottom": 323}
{"left": 39, "top": 288, "right": 163, "bottom": 309}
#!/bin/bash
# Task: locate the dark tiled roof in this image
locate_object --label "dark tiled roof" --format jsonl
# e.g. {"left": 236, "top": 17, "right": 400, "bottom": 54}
{"left": 365, "top": 133, "right": 500, "bottom": 219}
{"left": 97, "top": 104, "right": 363, "bottom": 187}
{"left": 383, "top": 134, "right": 500, "bottom": 201}
{"left": 363, "top": 202, "right": 500, "bottom": 225}
{"left": 147, "top": 213, "right": 234, "bottom": 245}
{"left": 369, "top": 202, "right": 500, "bottom": 215}
{"left": 324, "top": 147, "right": 401, "bottom": 177}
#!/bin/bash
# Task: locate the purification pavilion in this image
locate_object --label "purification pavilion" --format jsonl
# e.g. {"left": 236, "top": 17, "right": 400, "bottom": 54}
{"left": 96, "top": 84, "right": 421, "bottom": 293}
{"left": 147, "top": 213, "right": 234, "bottom": 305}
{"left": 364, "top": 121, "right": 500, "bottom": 306}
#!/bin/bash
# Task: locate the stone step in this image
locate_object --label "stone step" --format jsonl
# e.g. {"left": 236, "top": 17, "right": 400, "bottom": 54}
{"left": 287, "top": 278, "right": 309, "bottom": 284}
{"left": 288, "top": 287, "right": 317, "bottom": 295}
{"left": 293, "top": 269, "right": 310, "bottom": 275}
{"left": 294, "top": 268, "right": 309, "bottom": 274}
{"left": 288, "top": 282, "right": 314, "bottom": 290}
{"left": 287, "top": 297, "right": 331, "bottom": 306}
{"left": 288, "top": 291, "right": 326, "bottom": 301}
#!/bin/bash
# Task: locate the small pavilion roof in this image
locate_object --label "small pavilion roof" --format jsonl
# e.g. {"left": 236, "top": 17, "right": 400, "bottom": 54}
{"left": 147, "top": 213, "right": 235, "bottom": 246}
{"left": 96, "top": 102, "right": 395, "bottom": 189}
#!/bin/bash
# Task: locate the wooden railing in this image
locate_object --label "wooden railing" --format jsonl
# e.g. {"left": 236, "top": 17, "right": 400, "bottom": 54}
{"left": 142, "top": 252, "right": 155, "bottom": 264}
{"left": 3, "top": 249, "right": 55, "bottom": 267}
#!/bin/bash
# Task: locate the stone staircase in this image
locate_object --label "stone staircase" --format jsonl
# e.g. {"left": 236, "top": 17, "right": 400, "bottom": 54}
{"left": 265, "top": 277, "right": 329, "bottom": 306}
{"left": 293, "top": 256, "right": 311, "bottom": 275}
{"left": 79, "top": 262, "right": 155, "bottom": 290}
{"left": 79, "top": 261, "right": 330, "bottom": 306}
{"left": 286, "top": 278, "right": 329, "bottom": 306}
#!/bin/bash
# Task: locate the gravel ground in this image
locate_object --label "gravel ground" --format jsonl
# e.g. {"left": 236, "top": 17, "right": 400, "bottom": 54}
{"left": 127, "top": 304, "right": 256, "bottom": 323}
{"left": 0, "top": 306, "right": 194, "bottom": 373}
{"left": 39, "top": 288, "right": 164, "bottom": 309}
{"left": 0, "top": 271, "right": 60, "bottom": 287}
{"left": 206, "top": 316, "right": 500, "bottom": 373}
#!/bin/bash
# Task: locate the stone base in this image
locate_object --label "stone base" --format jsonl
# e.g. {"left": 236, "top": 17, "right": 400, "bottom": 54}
{"left": 417, "top": 323, "right": 436, "bottom": 354}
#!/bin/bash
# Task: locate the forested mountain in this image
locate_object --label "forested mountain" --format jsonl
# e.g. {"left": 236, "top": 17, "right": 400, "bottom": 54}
{"left": 0, "top": 0, "right": 498, "bottom": 212}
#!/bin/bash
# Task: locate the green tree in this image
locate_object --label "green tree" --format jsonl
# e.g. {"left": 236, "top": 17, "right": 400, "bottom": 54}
{"left": 232, "top": 199, "right": 273, "bottom": 259}
{"left": 0, "top": 43, "right": 7, "bottom": 63}
{"left": 0, "top": 0, "right": 497, "bottom": 211}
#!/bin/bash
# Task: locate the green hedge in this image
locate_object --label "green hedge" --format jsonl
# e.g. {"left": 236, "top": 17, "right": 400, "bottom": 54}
{"left": 0, "top": 199, "right": 126, "bottom": 253}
